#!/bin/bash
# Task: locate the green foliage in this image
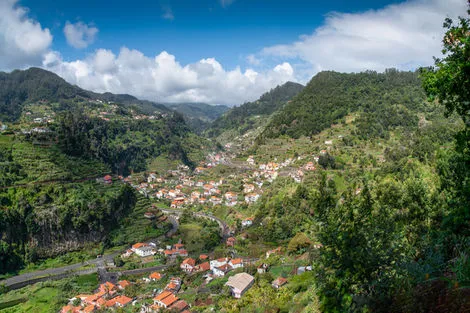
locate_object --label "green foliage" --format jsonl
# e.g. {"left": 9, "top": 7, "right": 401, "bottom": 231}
{"left": 262, "top": 70, "right": 425, "bottom": 140}
{"left": 56, "top": 110, "right": 197, "bottom": 175}
{"left": 208, "top": 81, "right": 304, "bottom": 137}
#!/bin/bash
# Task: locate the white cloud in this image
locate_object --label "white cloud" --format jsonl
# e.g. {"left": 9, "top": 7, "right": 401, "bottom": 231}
{"left": 63, "top": 21, "right": 98, "bottom": 49}
{"left": 261, "top": 0, "right": 467, "bottom": 76}
{"left": 220, "top": 0, "right": 235, "bottom": 8}
{"left": 43, "top": 48, "right": 295, "bottom": 105}
{"left": 0, "top": 0, "right": 52, "bottom": 69}
{"left": 162, "top": 6, "right": 174, "bottom": 20}
{"left": 246, "top": 54, "right": 261, "bottom": 66}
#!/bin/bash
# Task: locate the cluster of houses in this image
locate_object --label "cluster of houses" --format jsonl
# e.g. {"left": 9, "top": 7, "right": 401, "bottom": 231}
{"left": 147, "top": 277, "right": 189, "bottom": 312}
{"left": 178, "top": 255, "right": 244, "bottom": 278}
{"left": 61, "top": 281, "right": 133, "bottom": 313}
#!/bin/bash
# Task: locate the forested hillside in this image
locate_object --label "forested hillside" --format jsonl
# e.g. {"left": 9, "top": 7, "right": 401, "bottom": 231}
{"left": 0, "top": 68, "right": 169, "bottom": 122}
{"left": 207, "top": 81, "right": 304, "bottom": 137}
{"left": 261, "top": 70, "right": 424, "bottom": 140}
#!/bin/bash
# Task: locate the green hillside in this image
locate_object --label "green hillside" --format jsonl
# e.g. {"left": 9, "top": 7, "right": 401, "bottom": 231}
{"left": 0, "top": 67, "right": 170, "bottom": 122}
{"left": 207, "top": 81, "right": 304, "bottom": 138}
{"left": 262, "top": 69, "right": 425, "bottom": 140}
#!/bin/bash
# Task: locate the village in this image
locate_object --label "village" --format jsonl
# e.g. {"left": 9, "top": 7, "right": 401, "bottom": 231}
{"left": 60, "top": 238, "right": 309, "bottom": 313}
{"left": 59, "top": 144, "right": 326, "bottom": 313}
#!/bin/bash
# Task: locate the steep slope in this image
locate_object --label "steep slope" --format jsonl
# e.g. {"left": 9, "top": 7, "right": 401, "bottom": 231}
{"left": 207, "top": 81, "right": 304, "bottom": 138}
{"left": 0, "top": 67, "right": 170, "bottom": 121}
{"left": 261, "top": 69, "right": 425, "bottom": 139}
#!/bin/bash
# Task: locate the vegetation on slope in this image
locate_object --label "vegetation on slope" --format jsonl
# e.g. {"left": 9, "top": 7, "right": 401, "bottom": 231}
{"left": 261, "top": 69, "right": 425, "bottom": 140}
{"left": 208, "top": 81, "right": 304, "bottom": 138}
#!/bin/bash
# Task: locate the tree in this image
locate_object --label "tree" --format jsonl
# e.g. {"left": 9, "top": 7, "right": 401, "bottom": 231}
{"left": 288, "top": 232, "right": 312, "bottom": 255}
{"left": 421, "top": 5, "right": 470, "bottom": 124}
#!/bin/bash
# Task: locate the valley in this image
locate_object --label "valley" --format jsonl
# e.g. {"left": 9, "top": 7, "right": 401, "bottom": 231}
{"left": 1, "top": 48, "right": 470, "bottom": 313}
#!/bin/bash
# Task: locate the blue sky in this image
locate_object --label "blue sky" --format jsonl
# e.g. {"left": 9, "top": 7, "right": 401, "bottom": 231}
{"left": 21, "top": 0, "right": 404, "bottom": 68}
{"left": 0, "top": 0, "right": 467, "bottom": 105}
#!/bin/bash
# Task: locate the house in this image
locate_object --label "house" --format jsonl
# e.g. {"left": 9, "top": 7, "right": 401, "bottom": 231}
{"left": 144, "top": 212, "right": 156, "bottom": 219}
{"left": 196, "top": 262, "right": 210, "bottom": 272}
{"left": 213, "top": 263, "right": 232, "bottom": 277}
{"left": 266, "top": 247, "right": 282, "bottom": 258}
{"left": 199, "top": 254, "right": 209, "bottom": 261}
{"left": 272, "top": 277, "right": 288, "bottom": 289}
{"left": 304, "top": 162, "right": 316, "bottom": 171}
{"left": 225, "top": 273, "right": 255, "bottom": 298}
{"left": 325, "top": 140, "right": 333, "bottom": 145}
{"left": 225, "top": 192, "right": 237, "bottom": 201}
{"left": 297, "top": 266, "right": 312, "bottom": 275}
{"left": 210, "top": 196, "right": 222, "bottom": 206}
{"left": 121, "top": 249, "right": 133, "bottom": 258}
{"left": 103, "top": 175, "right": 112, "bottom": 184}
{"left": 105, "top": 295, "right": 132, "bottom": 308}
{"left": 154, "top": 291, "right": 178, "bottom": 308}
{"left": 99, "top": 282, "right": 117, "bottom": 296}
{"left": 149, "top": 272, "right": 163, "bottom": 281}
{"left": 118, "top": 280, "right": 131, "bottom": 290}
{"left": 229, "top": 258, "right": 243, "bottom": 269}
{"left": 257, "top": 263, "right": 269, "bottom": 274}
{"left": 242, "top": 218, "right": 253, "bottom": 227}
{"left": 170, "top": 300, "right": 189, "bottom": 312}
{"left": 165, "top": 277, "right": 182, "bottom": 293}
{"left": 210, "top": 257, "right": 229, "bottom": 270}
{"left": 226, "top": 237, "right": 236, "bottom": 247}
{"left": 246, "top": 156, "right": 255, "bottom": 165}
{"left": 244, "top": 193, "right": 260, "bottom": 204}
{"left": 180, "top": 258, "right": 196, "bottom": 273}
{"left": 135, "top": 246, "right": 155, "bottom": 257}
{"left": 131, "top": 242, "right": 148, "bottom": 252}
{"left": 243, "top": 184, "right": 255, "bottom": 194}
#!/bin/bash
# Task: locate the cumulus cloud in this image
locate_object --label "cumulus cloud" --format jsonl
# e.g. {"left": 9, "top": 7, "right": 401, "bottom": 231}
{"left": 261, "top": 0, "right": 467, "bottom": 75}
{"left": 63, "top": 21, "right": 98, "bottom": 49}
{"left": 43, "top": 48, "right": 295, "bottom": 105}
{"left": 0, "top": 0, "right": 52, "bottom": 69}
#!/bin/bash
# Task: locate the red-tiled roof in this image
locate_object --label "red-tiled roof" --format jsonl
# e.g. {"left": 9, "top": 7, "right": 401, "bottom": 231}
{"left": 150, "top": 272, "right": 162, "bottom": 280}
{"left": 197, "top": 262, "right": 210, "bottom": 271}
{"left": 118, "top": 280, "right": 130, "bottom": 289}
{"left": 132, "top": 242, "right": 147, "bottom": 249}
{"left": 160, "top": 294, "right": 178, "bottom": 307}
{"left": 181, "top": 258, "right": 196, "bottom": 267}
{"left": 170, "top": 300, "right": 189, "bottom": 311}
{"left": 154, "top": 291, "right": 173, "bottom": 302}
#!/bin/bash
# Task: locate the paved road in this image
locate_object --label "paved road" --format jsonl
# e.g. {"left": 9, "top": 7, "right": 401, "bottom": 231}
{"left": 1, "top": 252, "right": 119, "bottom": 288}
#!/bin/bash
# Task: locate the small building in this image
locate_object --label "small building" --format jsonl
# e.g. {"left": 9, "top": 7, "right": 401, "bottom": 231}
{"left": 103, "top": 175, "right": 112, "bottom": 184}
{"left": 135, "top": 246, "right": 155, "bottom": 257}
{"left": 257, "top": 263, "right": 269, "bottom": 274}
{"left": 213, "top": 264, "right": 232, "bottom": 277}
{"left": 196, "top": 262, "right": 210, "bottom": 272}
{"left": 272, "top": 277, "right": 288, "bottom": 289}
{"left": 149, "top": 272, "right": 163, "bottom": 281}
{"left": 225, "top": 273, "right": 255, "bottom": 298}
{"left": 229, "top": 258, "right": 244, "bottom": 269}
{"left": 242, "top": 218, "right": 253, "bottom": 227}
{"left": 180, "top": 258, "right": 196, "bottom": 273}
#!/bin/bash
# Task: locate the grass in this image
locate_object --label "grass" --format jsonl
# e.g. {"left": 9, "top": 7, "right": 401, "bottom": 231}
{"left": 0, "top": 274, "right": 99, "bottom": 313}
{"left": 178, "top": 223, "right": 204, "bottom": 253}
